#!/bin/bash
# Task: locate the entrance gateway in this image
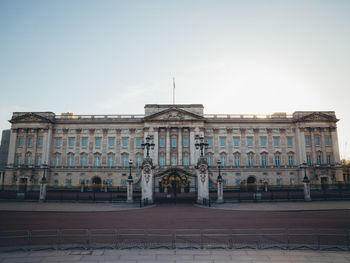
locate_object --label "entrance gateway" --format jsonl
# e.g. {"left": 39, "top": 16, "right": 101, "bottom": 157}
{"left": 153, "top": 168, "right": 197, "bottom": 203}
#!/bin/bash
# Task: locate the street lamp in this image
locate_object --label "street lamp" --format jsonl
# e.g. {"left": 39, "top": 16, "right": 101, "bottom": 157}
{"left": 195, "top": 136, "right": 209, "bottom": 157}
{"left": 128, "top": 160, "right": 133, "bottom": 181}
{"left": 41, "top": 164, "right": 48, "bottom": 182}
{"left": 217, "top": 160, "right": 223, "bottom": 182}
{"left": 300, "top": 162, "right": 310, "bottom": 183}
{"left": 141, "top": 136, "right": 155, "bottom": 157}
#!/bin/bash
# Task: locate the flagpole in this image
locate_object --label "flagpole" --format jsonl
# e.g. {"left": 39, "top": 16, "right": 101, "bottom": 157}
{"left": 173, "top": 78, "right": 175, "bottom": 105}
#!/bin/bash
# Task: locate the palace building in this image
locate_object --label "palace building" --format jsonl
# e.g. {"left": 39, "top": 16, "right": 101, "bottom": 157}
{"left": 0, "top": 104, "right": 344, "bottom": 195}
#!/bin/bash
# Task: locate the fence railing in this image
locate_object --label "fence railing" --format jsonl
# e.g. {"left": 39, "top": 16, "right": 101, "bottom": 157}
{"left": 0, "top": 228, "right": 349, "bottom": 251}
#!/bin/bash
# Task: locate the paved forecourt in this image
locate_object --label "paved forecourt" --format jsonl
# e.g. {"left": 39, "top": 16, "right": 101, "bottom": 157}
{"left": 0, "top": 249, "right": 350, "bottom": 263}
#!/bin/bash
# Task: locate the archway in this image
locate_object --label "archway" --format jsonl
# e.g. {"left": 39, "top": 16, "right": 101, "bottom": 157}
{"left": 153, "top": 168, "right": 196, "bottom": 203}
{"left": 91, "top": 176, "right": 102, "bottom": 192}
{"left": 247, "top": 176, "right": 257, "bottom": 192}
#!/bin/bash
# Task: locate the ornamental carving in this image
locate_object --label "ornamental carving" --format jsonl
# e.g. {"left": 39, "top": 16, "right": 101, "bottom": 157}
{"left": 143, "top": 165, "right": 152, "bottom": 184}
{"left": 198, "top": 164, "right": 207, "bottom": 183}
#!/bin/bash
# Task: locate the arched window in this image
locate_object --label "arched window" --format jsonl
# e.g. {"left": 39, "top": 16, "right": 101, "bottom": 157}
{"left": 95, "top": 156, "right": 100, "bottom": 166}
{"left": 248, "top": 153, "right": 254, "bottom": 167}
{"left": 55, "top": 155, "right": 60, "bottom": 166}
{"left": 234, "top": 154, "right": 240, "bottom": 167}
{"left": 261, "top": 153, "right": 267, "bottom": 167}
{"left": 67, "top": 155, "right": 73, "bottom": 167}
{"left": 81, "top": 156, "right": 87, "bottom": 167}
{"left": 220, "top": 154, "right": 226, "bottom": 167}
{"left": 275, "top": 155, "right": 280, "bottom": 166}
{"left": 108, "top": 156, "right": 114, "bottom": 167}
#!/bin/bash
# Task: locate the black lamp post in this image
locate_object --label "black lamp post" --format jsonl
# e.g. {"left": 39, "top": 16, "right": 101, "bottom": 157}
{"left": 128, "top": 160, "right": 133, "bottom": 181}
{"left": 41, "top": 164, "right": 48, "bottom": 182}
{"left": 300, "top": 162, "right": 310, "bottom": 183}
{"left": 141, "top": 136, "right": 155, "bottom": 157}
{"left": 217, "top": 160, "right": 223, "bottom": 182}
{"left": 195, "top": 136, "right": 209, "bottom": 157}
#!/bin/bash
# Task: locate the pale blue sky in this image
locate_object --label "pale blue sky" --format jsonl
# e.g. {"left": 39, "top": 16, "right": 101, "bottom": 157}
{"left": 0, "top": 0, "right": 349, "bottom": 158}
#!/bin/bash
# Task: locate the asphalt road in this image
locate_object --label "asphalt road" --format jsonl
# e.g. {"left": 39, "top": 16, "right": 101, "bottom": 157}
{"left": 1, "top": 203, "right": 350, "bottom": 231}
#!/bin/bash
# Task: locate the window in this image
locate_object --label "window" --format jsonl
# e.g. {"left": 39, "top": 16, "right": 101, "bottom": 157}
{"left": 233, "top": 138, "right": 239, "bottom": 147}
{"left": 275, "top": 155, "right": 280, "bottom": 166}
{"left": 55, "top": 156, "right": 60, "bottom": 166}
{"left": 315, "top": 137, "right": 320, "bottom": 146}
{"left": 235, "top": 179, "right": 241, "bottom": 186}
{"left": 274, "top": 137, "right": 279, "bottom": 147}
{"left": 305, "top": 136, "right": 310, "bottom": 146}
{"left": 160, "top": 137, "right": 165, "bottom": 147}
{"left": 248, "top": 155, "right": 254, "bottom": 167}
{"left": 159, "top": 156, "right": 165, "bottom": 167}
{"left": 26, "top": 155, "right": 31, "bottom": 165}
{"left": 80, "top": 179, "right": 85, "bottom": 184}
{"left": 260, "top": 137, "right": 266, "bottom": 147}
{"left": 38, "top": 138, "right": 43, "bottom": 147}
{"left": 95, "top": 156, "right": 100, "bottom": 166}
{"left": 276, "top": 179, "right": 281, "bottom": 185}
{"left": 136, "top": 138, "right": 142, "bottom": 148}
{"left": 82, "top": 138, "right": 87, "bottom": 147}
{"left": 36, "top": 155, "right": 41, "bottom": 166}
{"left": 171, "top": 137, "right": 176, "bottom": 147}
{"left": 56, "top": 138, "right": 61, "bottom": 147}
{"left": 66, "top": 179, "right": 72, "bottom": 185}
{"left": 221, "top": 156, "right": 226, "bottom": 166}
{"left": 171, "top": 156, "right": 177, "bottom": 165}
{"left": 234, "top": 156, "right": 240, "bottom": 167}
{"left": 81, "top": 156, "right": 87, "bottom": 166}
{"left": 80, "top": 173, "right": 85, "bottom": 177}
{"left": 247, "top": 137, "right": 253, "bottom": 147}
{"left": 122, "top": 157, "right": 128, "bottom": 167}
{"left": 122, "top": 138, "right": 128, "bottom": 148}
{"left": 183, "top": 137, "right": 189, "bottom": 147}
{"left": 183, "top": 156, "right": 189, "bottom": 166}
{"left": 207, "top": 156, "right": 212, "bottom": 166}
{"left": 109, "top": 138, "right": 115, "bottom": 147}
{"left": 317, "top": 154, "right": 322, "bottom": 165}
{"left": 287, "top": 137, "right": 292, "bottom": 147}
{"left": 108, "top": 156, "right": 114, "bottom": 167}
{"left": 261, "top": 155, "right": 267, "bottom": 166}
{"left": 288, "top": 155, "right": 294, "bottom": 166}
{"left": 207, "top": 138, "right": 212, "bottom": 147}
{"left": 17, "top": 156, "right": 22, "bottom": 166}
{"left": 220, "top": 137, "right": 226, "bottom": 147}
{"left": 18, "top": 138, "right": 23, "bottom": 147}
{"left": 307, "top": 154, "right": 312, "bottom": 165}
{"left": 95, "top": 138, "right": 101, "bottom": 147}
{"left": 325, "top": 137, "right": 329, "bottom": 146}
{"left": 69, "top": 138, "right": 74, "bottom": 148}
{"left": 28, "top": 138, "right": 33, "bottom": 147}
{"left": 136, "top": 157, "right": 142, "bottom": 167}
{"left": 68, "top": 156, "right": 73, "bottom": 167}
{"left": 54, "top": 179, "right": 59, "bottom": 185}
{"left": 327, "top": 154, "right": 331, "bottom": 165}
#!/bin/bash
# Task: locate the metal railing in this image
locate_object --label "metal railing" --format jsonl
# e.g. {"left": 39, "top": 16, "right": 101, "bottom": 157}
{"left": 0, "top": 228, "right": 349, "bottom": 251}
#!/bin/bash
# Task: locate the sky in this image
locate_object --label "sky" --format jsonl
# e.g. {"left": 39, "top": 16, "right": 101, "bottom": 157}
{"left": 0, "top": 0, "right": 349, "bottom": 159}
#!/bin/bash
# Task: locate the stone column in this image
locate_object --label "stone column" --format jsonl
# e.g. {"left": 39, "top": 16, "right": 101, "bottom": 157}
{"left": 330, "top": 127, "right": 341, "bottom": 164}
{"left": 216, "top": 178, "right": 224, "bottom": 203}
{"left": 42, "top": 127, "right": 53, "bottom": 165}
{"left": 178, "top": 128, "right": 182, "bottom": 165}
{"left": 153, "top": 128, "right": 159, "bottom": 166}
{"left": 141, "top": 157, "right": 153, "bottom": 204}
{"left": 303, "top": 178, "right": 311, "bottom": 202}
{"left": 127, "top": 176, "right": 134, "bottom": 203}
{"left": 189, "top": 128, "right": 195, "bottom": 165}
{"left": 166, "top": 128, "right": 170, "bottom": 165}
{"left": 39, "top": 177, "right": 48, "bottom": 202}
{"left": 295, "top": 127, "right": 306, "bottom": 165}
{"left": 196, "top": 157, "right": 209, "bottom": 204}
{"left": 7, "top": 129, "right": 18, "bottom": 166}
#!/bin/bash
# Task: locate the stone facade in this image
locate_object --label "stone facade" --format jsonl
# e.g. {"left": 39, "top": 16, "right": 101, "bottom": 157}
{"left": 2, "top": 104, "right": 343, "bottom": 191}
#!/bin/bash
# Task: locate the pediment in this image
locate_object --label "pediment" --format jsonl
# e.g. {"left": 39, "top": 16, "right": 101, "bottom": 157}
{"left": 10, "top": 113, "right": 53, "bottom": 123}
{"left": 144, "top": 107, "right": 204, "bottom": 121}
{"left": 297, "top": 112, "right": 338, "bottom": 122}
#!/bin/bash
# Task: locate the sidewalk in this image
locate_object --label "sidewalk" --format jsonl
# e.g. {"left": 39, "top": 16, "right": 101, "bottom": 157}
{"left": 0, "top": 248, "right": 349, "bottom": 263}
{"left": 0, "top": 200, "right": 350, "bottom": 212}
